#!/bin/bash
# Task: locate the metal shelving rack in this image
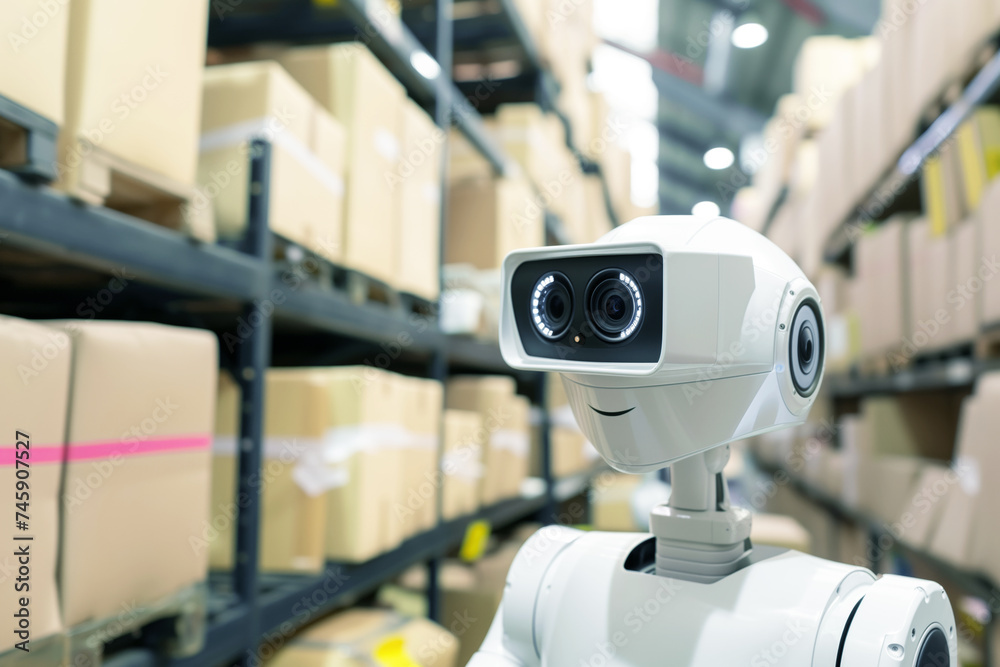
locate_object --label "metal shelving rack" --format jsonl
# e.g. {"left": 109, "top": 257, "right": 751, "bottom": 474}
{"left": 0, "top": 2, "right": 623, "bottom": 664}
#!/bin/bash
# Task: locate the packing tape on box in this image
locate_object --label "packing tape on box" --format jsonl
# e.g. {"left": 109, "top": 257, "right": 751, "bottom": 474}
{"left": 214, "top": 434, "right": 351, "bottom": 497}
{"left": 64, "top": 434, "right": 210, "bottom": 462}
{"left": 442, "top": 449, "right": 484, "bottom": 482}
{"left": 374, "top": 127, "right": 401, "bottom": 163}
{"left": 490, "top": 429, "right": 529, "bottom": 457}
{"left": 199, "top": 116, "right": 344, "bottom": 197}
{"left": 0, "top": 443, "right": 62, "bottom": 466}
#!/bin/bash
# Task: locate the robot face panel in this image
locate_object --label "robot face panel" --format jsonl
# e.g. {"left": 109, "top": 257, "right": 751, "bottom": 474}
{"left": 509, "top": 252, "right": 664, "bottom": 364}
{"left": 499, "top": 215, "right": 826, "bottom": 470}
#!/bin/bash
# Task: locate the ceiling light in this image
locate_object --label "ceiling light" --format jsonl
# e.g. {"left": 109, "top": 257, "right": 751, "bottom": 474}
{"left": 410, "top": 51, "right": 441, "bottom": 79}
{"left": 692, "top": 201, "right": 721, "bottom": 219}
{"left": 703, "top": 147, "right": 735, "bottom": 170}
{"left": 732, "top": 23, "right": 768, "bottom": 49}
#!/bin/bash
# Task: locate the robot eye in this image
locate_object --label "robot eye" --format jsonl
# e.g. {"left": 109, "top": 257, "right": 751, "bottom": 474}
{"left": 585, "top": 269, "right": 645, "bottom": 343}
{"left": 789, "top": 299, "right": 823, "bottom": 396}
{"left": 530, "top": 272, "right": 574, "bottom": 341}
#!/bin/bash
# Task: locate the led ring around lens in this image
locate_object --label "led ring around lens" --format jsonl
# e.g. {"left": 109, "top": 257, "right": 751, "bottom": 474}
{"left": 586, "top": 269, "right": 644, "bottom": 343}
{"left": 530, "top": 272, "right": 574, "bottom": 340}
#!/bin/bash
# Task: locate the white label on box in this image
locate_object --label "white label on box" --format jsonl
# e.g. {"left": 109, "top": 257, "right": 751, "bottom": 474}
{"left": 374, "top": 128, "right": 400, "bottom": 163}
{"left": 828, "top": 315, "right": 848, "bottom": 361}
{"left": 491, "top": 429, "right": 529, "bottom": 457}
{"left": 551, "top": 405, "right": 579, "bottom": 430}
{"left": 422, "top": 182, "right": 441, "bottom": 205}
{"left": 955, "top": 456, "right": 981, "bottom": 496}
{"left": 293, "top": 458, "right": 350, "bottom": 497}
{"left": 443, "top": 451, "right": 483, "bottom": 481}
{"left": 322, "top": 423, "right": 408, "bottom": 462}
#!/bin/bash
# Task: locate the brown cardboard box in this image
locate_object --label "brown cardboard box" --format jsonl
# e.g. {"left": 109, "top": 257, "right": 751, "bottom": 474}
{"left": 446, "top": 377, "right": 528, "bottom": 505}
{"left": 492, "top": 103, "right": 559, "bottom": 189}
{"left": 441, "top": 410, "right": 483, "bottom": 520}
{"left": 396, "top": 100, "right": 443, "bottom": 300}
{"left": 446, "top": 175, "right": 545, "bottom": 270}
{"left": 856, "top": 455, "right": 923, "bottom": 526}
{"left": 199, "top": 62, "right": 343, "bottom": 262}
{"left": 591, "top": 474, "right": 641, "bottom": 531}
{"left": 956, "top": 373, "right": 1000, "bottom": 582}
{"left": 792, "top": 35, "right": 879, "bottom": 131}
{"left": 279, "top": 44, "right": 405, "bottom": 283}
{"left": 906, "top": 219, "right": 952, "bottom": 356}
{"left": 311, "top": 104, "right": 347, "bottom": 176}
{"left": 270, "top": 608, "right": 459, "bottom": 667}
{"left": 856, "top": 395, "right": 960, "bottom": 462}
{"left": 751, "top": 514, "right": 810, "bottom": 553}
{"left": 948, "top": 216, "right": 980, "bottom": 345}
{"left": 0, "top": 0, "right": 70, "bottom": 124}
{"left": 901, "top": 462, "right": 954, "bottom": 549}
{"left": 210, "top": 370, "right": 332, "bottom": 574}
{"left": 323, "top": 367, "right": 407, "bottom": 562}
{"left": 980, "top": 178, "right": 1000, "bottom": 327}
{"left": 0, "top": 317, "right": 71, "bottom": 652}
{"left": 398, "top": 377, "right": 444, "bottom": 538}
{"left": 60, "top": 0, "right": 208, "bottom": 186}
{"left": 856, "top": 216, "right": 909, "bottom": 358}
{"left": 54, "top": 321, "right": 217, "bottom": 627}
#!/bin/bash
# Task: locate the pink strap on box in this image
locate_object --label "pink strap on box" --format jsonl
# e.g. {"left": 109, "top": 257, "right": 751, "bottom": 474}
{"left": 0, "top": 435, "right": 211, "bottom": 466}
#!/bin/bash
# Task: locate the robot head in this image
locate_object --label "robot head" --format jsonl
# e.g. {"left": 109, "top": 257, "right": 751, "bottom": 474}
{"left": 499, "top": 215, "right": 825, "bottom": 473}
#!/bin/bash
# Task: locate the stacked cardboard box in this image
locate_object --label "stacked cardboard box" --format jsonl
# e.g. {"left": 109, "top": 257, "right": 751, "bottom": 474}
{"left": 855, "top": 216, "right": 911, "bottom": 362}
{"left": 270, "top": 608, "right": 459, "bottom": 667}
{"left": 279, "top": 44, "right": 406, "bottom": 284}
{"left": 396, "top": 99, "right": 443, "bottom": 300}
{"left": 199, "top": 61, "right": 345, "bottom": 262}
{"left": 445, "top": 175, "right": 545, "bottom": 271}
{"left": 532, "top": 374, "right": 597, "bottom": 479}
{"left": 0, "top": 0, "right": 70, "bottom": 125}
{"left": 0, "top": 317, "right": 72, "bottom": 652}
{"left": 445, "top": 377, "right": 530, "bottom": 506}
{"left": 59, "top": 0, "right": 208, "bottom": 192}
{"left": 982, "top": 178, "right": 1000, "bottom": 328}
{"left": 441, "top": 409, "right": 484, "bottom": 520}
{"left": 54, "top": 321, "right": 217, "bottom": 627}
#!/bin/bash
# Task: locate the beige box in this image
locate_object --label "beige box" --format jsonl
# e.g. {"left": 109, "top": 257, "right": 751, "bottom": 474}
{"left": 948, "top": 216, "right": 980, "bottom": 345}
{"left": 855, "top": 394, "right": 960, "bottom": 462}
{"left": 981, "top": 178, "right": 1000, "bottom": 327}
{"left": 61, "top": 0, "right": 208, "bottom": 186}
{"left": 441, "top": 410, "right": 483, "bottom": 520}
{"left": 0, "top": 317, "right": 71, "bottom": 652}
{"left": 591, "top": 474, "right": 641, "bottom": 532}
{"left": 322, "top": 367, "right": 407, "bottom": 562}
{"left": 492, "top": 103, "right": 559, "bottom": 188}
{"left": 398, "top": 377, "right": 444, "bottom": 538}
{"left": 902, "top": 462, "right": 954, "bottom": 549}
{"left": 54, "top": 321, "right": 217, "bottom": 627}
{"left": 856, "top": 217, "right": 909, "bottom": 358}
{"left": 199, "top": 62, "right": 343, "bottom": 262}
{"left": 210, "top": 370, "right": 331, "bottom": 574}
{"left": 279, "top": 44, "right": 405, "bottom": 283}
{"left": 270, "top": 608, "right": 459, "bottom": 667}
{"left": 792, "top": 35, "right": 879, "bottom": 131}
{"left": 856, "top": 455, "right": 923, "bottom": 526}
{"left": 446, "top": 377, "right": 528, "bottom": 506}
{"left": 957, "top": 373, "right": 1000, "bottom": 582}
{"left": 311, "top": 104, "right": 347, "bottom": 176}
{"left": 396, "top": 99, "right": 443, "bottom": 300}
{"left": 906, "top": 219, "right": 952, "bottom": 355}
{"left": 446, "top": 176, "right": 545, "bottom": 270}
{"left": 0, "top": 0, "right": 70, "bottom": 124}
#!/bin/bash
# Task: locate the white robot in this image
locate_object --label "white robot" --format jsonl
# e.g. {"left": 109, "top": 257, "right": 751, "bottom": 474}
{"left": 469, "top": 216, "right": 957, "bottom": 667}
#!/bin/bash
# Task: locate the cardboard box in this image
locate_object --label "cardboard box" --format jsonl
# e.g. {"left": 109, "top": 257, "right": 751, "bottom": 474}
{"left": 270, "top": 608, "right": 459, "bottom": 667}
{"left": 441, "top": 410, "right": 483, "bottom": 520}
{"left": 856, "top": 455, "right": 924, "bottom": 526}
{"left": 584, "top": 174, "right": 614, "bottom": 242}
{"left": 279, "top": 44, "right": 405, "bottom": 283}
{"left": 854, "top": 394, "right": 960, "bottom": 462}
{"left": 396, "top": 100, "right": 443, "bottom": 300}
{"left": 210, "top": 370, "right": 332, "bottom": 574}
{"left": 61, "top": 0, "right": 208, "bottom": 186}
{"left": 956, "top": 373, "right": 1000, "bottom": 582}
{"left": 323, "top": 367, "right": 407, "bottom": 562}
{"left": 792, "top": 35, "right": 879, "bottom": 131}
{"left": 0, "top": 0, "right": 70, "bottom": 124}
{"left": 948, "top": 216, "right": 980, "bottom": 345}
{"left": 751, "top": 514, "right": 810, "bottom": 552}
{"left": 981, "top": 178, "right": 1000, "bottom": 327}
{"left": 489, "top": 104, "right": 558, "bottom": 189}
{"left": 399, "top": 377, "right": 444, "bottom": 537}
{"left": 901, "top": 462, "right": 954, "bottom": 549}
{"left": 856, "top": 216, "right": 909, "bottom": 358}
{"left": 906, "top": 218, "right": 952, "bottom": 356}
{"left": 0, "top": 317, "right": 71, "bottom": 652}
{"left": 445, "top": 377, "right": 529, "bottom": 506}
{"left": 446, "top": 175, "right": 545, "bottom": 270}
{"left": 591, "top": 474, "right": 641, "bottom": 531}
{"left": 199, "top": 61, "right": 343, "bottom": 262}
{"left": 54, "top": 321, "right": 217, "bottom": 627}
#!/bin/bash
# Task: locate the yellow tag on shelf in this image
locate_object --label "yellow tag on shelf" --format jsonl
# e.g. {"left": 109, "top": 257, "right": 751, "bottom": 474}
{"left": 374, "top": 637, "right": 422, "bottom": 667}
{"left": 459, "top": 519, "right": 491, "bottom": 562}
{"left": 312, "top": 0, "right": 338, "bottom": 6}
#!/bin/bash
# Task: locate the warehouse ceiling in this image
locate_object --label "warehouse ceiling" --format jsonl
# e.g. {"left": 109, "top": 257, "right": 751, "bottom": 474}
{"left": 654, "top": 0, "right": 881, "bottom": 214}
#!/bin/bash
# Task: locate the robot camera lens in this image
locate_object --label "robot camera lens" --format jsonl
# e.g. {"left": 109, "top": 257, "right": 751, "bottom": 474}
{"left": 789, "top": 300, "right": 823, "bottom": 396}
{"left": 586, "top": 269, "right": 644, "bottom": 343}
{"left": 530, "top": 272, "right": 573, "bottom": 340}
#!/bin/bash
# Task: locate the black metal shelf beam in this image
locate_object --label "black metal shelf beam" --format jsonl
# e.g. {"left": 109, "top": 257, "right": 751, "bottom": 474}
{"left": 0, "top": 171, "right": 266, "bottom": 301}
{"left": 826, "top": 357, "right": 1000, "bottom": 398}
{"left": 824, "top": 48, "right": 1000, "bottom": 261}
